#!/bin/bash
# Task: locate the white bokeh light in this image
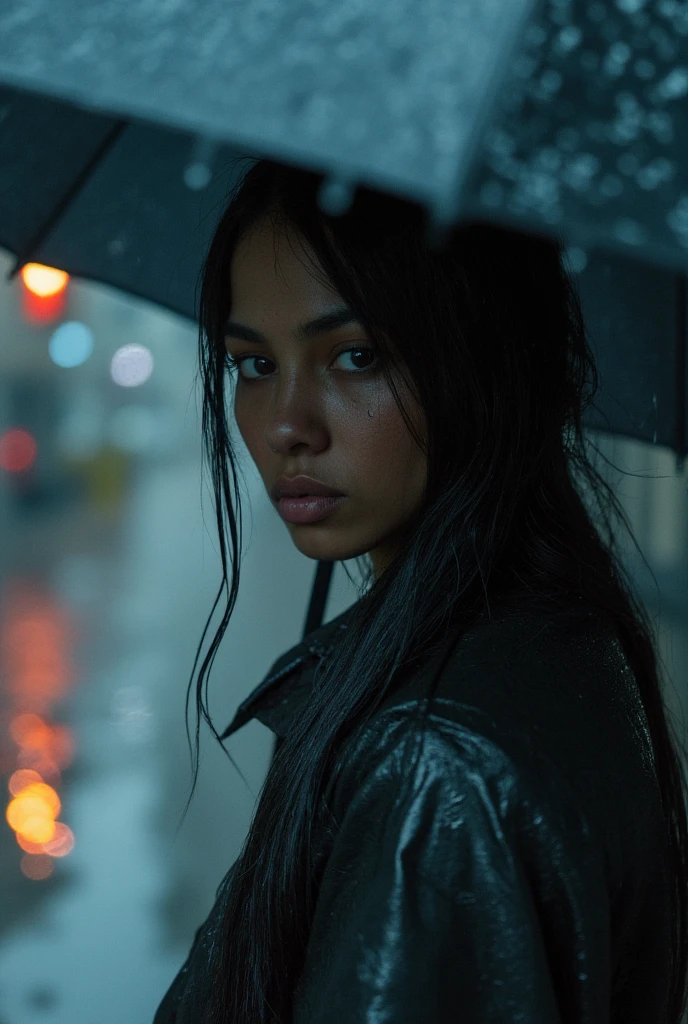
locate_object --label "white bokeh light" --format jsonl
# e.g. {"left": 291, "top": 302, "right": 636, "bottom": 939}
{"left": 110, "top": 344, "right": 154, "bottom": 387}
{"left": 48, "top": 321, "right": 95, "bottom": 368}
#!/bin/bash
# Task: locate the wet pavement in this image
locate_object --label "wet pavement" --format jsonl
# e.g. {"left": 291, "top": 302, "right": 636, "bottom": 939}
{"left": 0, "top": 443, "right": 362, "bottom": 1023}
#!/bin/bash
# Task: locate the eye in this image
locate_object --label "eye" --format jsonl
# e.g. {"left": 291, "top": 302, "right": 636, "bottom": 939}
{"left": 224, "top": 347, "right": 379, "bottom": 382}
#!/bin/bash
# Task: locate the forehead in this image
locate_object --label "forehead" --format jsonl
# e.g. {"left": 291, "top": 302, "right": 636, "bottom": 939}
{"left": 229, "top": 218, "right": 341, "bottom": 321}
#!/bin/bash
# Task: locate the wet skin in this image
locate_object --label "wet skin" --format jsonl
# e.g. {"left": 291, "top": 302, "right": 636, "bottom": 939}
{"left": 226, "top": 217, "right": 428, "bottom": 581}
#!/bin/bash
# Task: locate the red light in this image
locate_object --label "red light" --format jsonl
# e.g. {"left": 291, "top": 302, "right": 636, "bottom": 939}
{"left": 19, "top": 264, "right": 69, "bottom": 325}
{"left": 0, "top": 429, "right": 38, "bottom": 473}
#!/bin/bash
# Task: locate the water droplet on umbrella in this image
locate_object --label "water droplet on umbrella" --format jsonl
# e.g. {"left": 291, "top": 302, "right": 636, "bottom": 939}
{"left": 555, "top": 26, "right": 583, "bottom": 54}
{"left": 108, "top": 238, "right": 126, "bottom": 257}
{"left": 539, "top": 69, "right": 563, "bottom": 95}
{"left": 654, "top": 67, "right": 688, "bottom": 101}
{"left": 667, "top": 197, "right": 688, "bottom": 235}
{"left": 563, "top": 153, "right": 601, "bottom": 190}
{"left": 606, "top": 41, "right": 632, "bottom": 66}
{"left": 646, "top": 110, "right": 674, "bottom": 145}
{"left": 184, "top": 162, "right": 211, "bottom": 191}
{"left": 613, "top": 218, "right": 648, "bottom": 245}
{"left": 615, "top": 0, "right": 649, "bottom": 14}
{"left": 636, "top": 157, "right": 675, "bottom": 190}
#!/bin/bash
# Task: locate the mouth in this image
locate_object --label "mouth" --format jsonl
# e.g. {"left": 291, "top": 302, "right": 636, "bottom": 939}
{"left": 272, "top": 475, "right": 345, "bottom": 502}
{"left": 276, "top": 494, "right": 347, "bottom": 524}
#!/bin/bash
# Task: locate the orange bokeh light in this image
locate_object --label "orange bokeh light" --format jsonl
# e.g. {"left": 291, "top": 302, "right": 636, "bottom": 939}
{"left": 6, "top": 787, "right": 59, "bottom": 842}
{"left": 20, "top": 853, "right": 54, "bottom": 880}
{"left": 15, "top": 820, "right": 74, "bottom": 857}
{"left": 2, "top": 579, "right": 78, "bottom": 877}
{"left": 8, "top": 768, "right": 43, "bottom": 796}
{"left": 0, "top": 429, "right": 38, "bottom": 473}
{"left": 12, "top": 812, "right": 56, "bottom": 844}
{"left": 19, "top": 782, "right": 61, "bottom": 817}
{"left": 9, "top": 714, "right": 74, "bottom": 775}
{"left": 41, "top": 821, "right": 74, "bottom": 857}
{"left": 2, "top": 608, "right": 74, "bottom": 704}
{"left": 15, "top": 750, "right": 61, "bottom": 784}
{"left": 10, "top": 712, "right": 52, "bottom": 748}
{"left": 15, "top": 832, "right": 46, "bottom": 855}
{"left": 20, "top": 264, "right": 69, "bottom": 298}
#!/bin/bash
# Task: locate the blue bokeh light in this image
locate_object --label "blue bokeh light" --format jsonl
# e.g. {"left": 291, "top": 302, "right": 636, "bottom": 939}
{"left": 48, "top": 322, "right": 95, "bottom": 368}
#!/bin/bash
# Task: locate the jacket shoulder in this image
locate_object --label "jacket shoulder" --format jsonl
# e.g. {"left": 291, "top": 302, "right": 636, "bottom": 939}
{"left": 358, "top": 601, "right": 659, "bottom": 806}
{"left": 317, "top": 602, "right": 671, "bottom": 1022}
{"left": 298, "top": 700, "right": 610, "bottom": 1023}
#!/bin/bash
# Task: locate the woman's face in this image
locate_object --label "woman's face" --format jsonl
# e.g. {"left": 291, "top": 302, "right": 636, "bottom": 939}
{"left": 226, "top": 216, "right": 428, "bottom": 580}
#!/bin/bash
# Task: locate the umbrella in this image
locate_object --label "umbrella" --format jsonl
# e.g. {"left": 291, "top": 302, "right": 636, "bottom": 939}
{"left": 0, "top": 0, "right": 685, "bottom": 633}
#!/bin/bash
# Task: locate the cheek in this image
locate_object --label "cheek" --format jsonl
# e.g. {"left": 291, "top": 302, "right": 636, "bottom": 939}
{"left": 354, "top": 397, "right": 426, "bottom": 486}
{"left": 232, "top": 391, "right": 259, "bottom": 448}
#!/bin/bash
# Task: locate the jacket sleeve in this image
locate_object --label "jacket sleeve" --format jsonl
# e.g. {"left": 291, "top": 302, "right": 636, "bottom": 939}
{"left": 292, "top": 713, "right": 606, "bottom": 1023}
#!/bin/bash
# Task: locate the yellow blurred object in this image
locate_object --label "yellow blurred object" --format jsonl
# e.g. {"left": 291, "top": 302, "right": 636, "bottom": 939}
{"left": 20, "top": 263, "right": 69, "bottom": 298}
{"left": 15, "top": 820, "right": 75, "bottom": 857}
{"left": 19, "top": 782, "right": 61, "bottom": 817}
{"left": 82, "top": 446, "right": 131, "bottom": 513}
{"left": 6, "top": 790, "right": 59, "bottom": 842}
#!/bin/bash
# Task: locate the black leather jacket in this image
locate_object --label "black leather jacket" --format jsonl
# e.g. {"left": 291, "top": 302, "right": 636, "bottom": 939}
{"left": 154, "top": 596, "right": 672, "bottom": 1023}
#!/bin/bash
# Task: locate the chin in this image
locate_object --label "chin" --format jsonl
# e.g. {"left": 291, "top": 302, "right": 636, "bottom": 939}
{"left": 292, "top": 534, "right": 372, "bottom": 564}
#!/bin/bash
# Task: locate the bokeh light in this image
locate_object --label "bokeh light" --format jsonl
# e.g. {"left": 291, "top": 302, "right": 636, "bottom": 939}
{"left": 16, "top": 782, "right": 61, "bottom": 817}
{"left": 10, "top": 713, "right": 53, "bottom": 749}
{"left": 15, "top": 832, "right": 47, "bottom": 855}
{"left": 6, "top": 793, "right": 57, "bottom": 843}
{"left": 15, "top": 820, "right": 75, "bottom": 858}
{"left": 0, "top": 428, "right": 38, "bottom": 473}
{"left": 41, "top": 821, "right": 75, "bottom": 858}
{"left": 10, "top": 714, "right": 74, "bottom": 773}
{"left": 2, "top": 581, "right": 77, "bottom": 878}
{"left": 8, "top": 768, "right": 43, "bottom": 797}
{"left": 20, "top": 854, "right": 54, "bottom": 881}
{"left": 110, "top": 344, "right": 154, "bottom": 387}
{"left": 20, "top": 264, "right": 69, "bottom": 298}
{"left": 48, "top": 321, "right": 95, "bottom": 368}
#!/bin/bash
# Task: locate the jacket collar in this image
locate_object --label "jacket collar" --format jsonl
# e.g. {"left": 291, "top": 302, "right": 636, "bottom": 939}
{"left": 219, "top": 589, "right": 588, "bottom": 744}
{"left": 220, "top": 595, "right": 366, "bottom": 742}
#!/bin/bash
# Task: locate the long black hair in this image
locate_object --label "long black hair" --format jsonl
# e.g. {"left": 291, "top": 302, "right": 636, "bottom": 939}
{"left": 183, "top": 156, "right": 688, "bottom": 1023}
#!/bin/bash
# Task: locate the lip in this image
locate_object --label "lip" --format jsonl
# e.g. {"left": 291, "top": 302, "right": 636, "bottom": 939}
{"left": 277, "top": 495, "right": 346, "bottom": 524}
{"left": 272, "top": 474, "right": 345, "bottom": 501}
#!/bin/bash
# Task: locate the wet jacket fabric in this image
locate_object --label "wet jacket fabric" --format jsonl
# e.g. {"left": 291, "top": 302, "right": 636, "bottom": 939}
{"left": 153, "top": 594, "right": 672, "bottom": 1023}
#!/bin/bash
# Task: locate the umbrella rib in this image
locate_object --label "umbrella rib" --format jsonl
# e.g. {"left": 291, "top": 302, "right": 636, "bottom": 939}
{"left": 675, "top": 273, "right": 687, "bottom": 473}
{"left": 6, "top": 118, "right": 129, "bottom": 282}
{"left": 302, "top": 560, "right": 335, "bottom": 640}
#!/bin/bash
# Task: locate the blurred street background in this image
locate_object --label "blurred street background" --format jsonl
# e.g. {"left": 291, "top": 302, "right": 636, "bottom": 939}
{"left": 0, "top": 248, "right": 686, "bottom": 1024}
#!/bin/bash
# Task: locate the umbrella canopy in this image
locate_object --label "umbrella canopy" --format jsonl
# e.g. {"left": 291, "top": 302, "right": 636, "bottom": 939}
{"left": 0, "top": 0, "right": 687, "bottom": 270}
{"left": 0, "top": 0, "right": 685, "bottom": 467}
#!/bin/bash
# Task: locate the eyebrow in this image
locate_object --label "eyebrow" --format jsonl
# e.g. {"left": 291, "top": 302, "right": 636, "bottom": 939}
{"left": 224, "top": 305, "right": 362, "bottom": 345}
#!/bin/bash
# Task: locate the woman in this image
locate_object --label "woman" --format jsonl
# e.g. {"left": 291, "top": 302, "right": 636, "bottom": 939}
{"left": 154, "top": 157, "right": 688, "bottom": 1023}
